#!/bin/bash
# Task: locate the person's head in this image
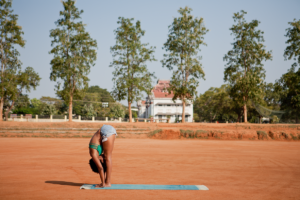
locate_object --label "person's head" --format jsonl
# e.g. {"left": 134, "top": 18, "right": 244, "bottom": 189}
{"left": 89, "top": 159, "right": 106, "bottom": 174}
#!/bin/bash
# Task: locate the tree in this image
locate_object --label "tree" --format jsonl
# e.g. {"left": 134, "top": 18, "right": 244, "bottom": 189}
{"left": 73, "top": 85, "right": 115, "bottom": 116}
{"left": 110, "top": 17, "right": 156, "bottom": 123}
{"left": 109, "top": 102, "right": 125, "bottom": 118}
{"left": 263, "top": 83, "right": 281, "bottom": 110}
{"left": 86, "top": 86, "right": 115, "bottom": 102}
{"left": 82, "top": 103, "right": 96, "bottom": 117}
{"left": 194, "top": 85, "right": 236, "bottom": 122}
{"left": 223, "top": 10, "right": 272, "bottom": 123}
{"left": 161, "top": 7, "right": 208, "bottom": 123}
{"left": 275, "top": 67, "right": 300, "bottom": 122}
{"left": 277, "top": 19, "right": 300, "bottom": 123}
{"left": 284, "top": 19, "right": 300, "bottom": 68}
{"left": 0, "top": 0, "right": 26, "bottom": 120}
{"left": 49, "top": 0, "right": 97, "bottom": 122}
{"left": 3, "top": 66, "right": 40, "bottom": 120}
{"left": 31, "top": 98, "right": 41, "bottom": 109}
{"left": 41, "top": 104, "right": 57, "bottom": 116}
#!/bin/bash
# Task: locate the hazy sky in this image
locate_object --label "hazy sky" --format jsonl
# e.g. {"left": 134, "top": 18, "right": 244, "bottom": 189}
{"left": 12, "top": 0, "right": 300, "bottom": 105}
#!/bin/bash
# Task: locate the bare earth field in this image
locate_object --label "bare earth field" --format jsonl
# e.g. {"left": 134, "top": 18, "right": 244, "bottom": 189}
{"left": 0, "top": 122, "right": 300, "bottom": 199}
{"left": 0, "top": 121, "right": 300, "bottom": 141}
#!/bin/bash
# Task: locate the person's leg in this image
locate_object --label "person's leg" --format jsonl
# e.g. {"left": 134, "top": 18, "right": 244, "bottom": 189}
{"left": 102, "top": 134, "right": 116, "bottom": 187}
{"left": 89, "top": 148, "right": 105, "bottom": 187}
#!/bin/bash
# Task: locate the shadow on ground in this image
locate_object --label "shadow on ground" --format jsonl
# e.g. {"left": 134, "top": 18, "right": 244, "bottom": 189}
{"left": 45, "top": 181, "right": 84, "bottom": 187}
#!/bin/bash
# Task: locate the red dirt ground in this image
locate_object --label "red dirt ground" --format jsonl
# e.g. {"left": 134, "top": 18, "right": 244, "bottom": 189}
{"left": 0, "top": 137, "right": 299, "bottom": 200}
{"left": 1, "top": 122, "right": 299, "bottom": 141}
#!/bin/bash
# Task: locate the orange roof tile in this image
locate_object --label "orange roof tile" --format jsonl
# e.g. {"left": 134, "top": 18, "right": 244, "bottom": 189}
{"left": 152, "top": 80, "right": 174, "bottom": 98}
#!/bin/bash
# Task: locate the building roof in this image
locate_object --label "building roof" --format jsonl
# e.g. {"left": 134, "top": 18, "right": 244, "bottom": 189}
{"left": 152, "top": 80, "right": 174, "bottom": 98}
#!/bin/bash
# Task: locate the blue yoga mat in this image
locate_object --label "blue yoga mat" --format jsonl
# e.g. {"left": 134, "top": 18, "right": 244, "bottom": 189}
{"left": 80, "top": 184, "right": 209, "bottom": 190}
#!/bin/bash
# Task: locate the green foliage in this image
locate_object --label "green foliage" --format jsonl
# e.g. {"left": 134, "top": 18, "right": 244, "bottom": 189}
{"left": 275, "top": 66, "right": 300, "bottom": 121}
{"left": 263, "top": 83, "right": 281, "bottom": 110}
{"left": 0, "top": 0, "right": 40, "bottom": 120}
{"left": 13, "top": 94, "right": 30, "bottom": 109}
{"left": 257, "top": 131, "right": 268, "bottom": 140}
{"left": 161, "top": 6, "right": 208, "bottom": 122}
{"left": 72, "top": 85, "right": 115, "bottom": 117}
{"left": 274, "top": 19, "right": 300, "bottom": 123}
{"left": 49, "top": 0, "right": 97, "bottom": 121}
{"left": 110, "top": 103, "right": 125, "bottom": 118}
{"left": 271, "top": 115, "right": 279, "bottom": 123}
{"left": 148, "top": 129, "right": 162, "bottom": 137}
{"left": 284, "top": 19, "right": 300, "bottom": 68}
{"left": 86, "top": 86, "right": 115, "bottom": 102}
{"left": 194, "top": 84, "right": 237, "bottom": 122}
{"left": 12, "top": 107, "right": 38, "bottom": 115}
{"left": 180, "top": 129, "right": 194, "bottom": 138}
{"left": 41, "top": 104, "right": 57, "bottom": 115}
{"left": 30, "top": 98, "right": 41, "bottom": 109}
{"left": 223, "top": 10, "right": 272, "bottom": 122}
{"left": 82, "top": 104, "right": 96, "bottom": 117}
{"left": 110, "top": 17, "right": 156, "bottom": 122}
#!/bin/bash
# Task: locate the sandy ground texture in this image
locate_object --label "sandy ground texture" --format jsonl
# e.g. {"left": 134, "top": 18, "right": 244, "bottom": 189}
{"left": 0, "top": 138, "right": 299, "bottom": 200}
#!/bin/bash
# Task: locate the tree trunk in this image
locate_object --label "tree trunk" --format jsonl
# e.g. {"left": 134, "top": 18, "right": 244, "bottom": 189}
{"left": 243, "top": 103, "right": 247, "bottom": 123}
{"left": 0, "top": 98, "right": 3, "bottom": 121}
{"left": 69, "top": 95, "right": 73, "bottom": 122}
{"left": 4, "top": 100, "right": 15, "bottom": 121}
{"left": 182, "top": 100, "right": 185, "bottom": 123}
{"left": 128, "top": 102, "right": 132, "bottom": 123}
{"left": 259, "top": 116, "right": 262, "bottom": 124}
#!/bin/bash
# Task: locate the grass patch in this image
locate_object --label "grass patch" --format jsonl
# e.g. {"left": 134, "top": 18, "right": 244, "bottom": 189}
{"left": 81, "top": 135, "right": 93, "bottom": 138}
{"left": 148, "top": 129, "right": 162, "bottom": 137}
{"left": 257, "top": 131, "right": 268, "bottom": 140}
{"left": 73, "top": 135, "right": 81, "bottom": 138}
{"left": 0, "top": 134, "right": 8, "bottom": 137}
{"left": 180, "top": 129, "right": 195, "bottom": 138}
{"left": 288, "top": 125, "right": 297, "bottom": 128}
{"left": 290, "top": 134, "right": 298, "bottom": 140}
{"left": 31, "top": 135, "right": 39, "bottom": 137}
{"left": 195, "top": 130, "right": 209, "bottom": 138}
{"left": 281, "top": 132, "right": 288, "bottom": 139}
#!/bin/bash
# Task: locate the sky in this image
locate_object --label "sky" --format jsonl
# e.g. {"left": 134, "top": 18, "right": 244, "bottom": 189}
{"left": 12, "top": 0, "right": 300, "bottom": 106}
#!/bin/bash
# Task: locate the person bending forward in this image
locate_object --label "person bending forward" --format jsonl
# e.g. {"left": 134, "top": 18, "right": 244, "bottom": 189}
{"left": 89, "top": 124, "right": 117, "bottom": 188}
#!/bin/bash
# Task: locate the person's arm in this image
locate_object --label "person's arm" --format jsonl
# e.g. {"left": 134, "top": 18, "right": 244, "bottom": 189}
{"left": 102, "top": 135, "right": 115, "bottom": 187}
{"left": 90, "top": 149, "right": 105, "bottom": 187}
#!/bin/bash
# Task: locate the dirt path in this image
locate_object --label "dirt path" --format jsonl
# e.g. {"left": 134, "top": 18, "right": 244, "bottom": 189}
{"left": 0, "top": 138, "right": 299, "bottom": 200}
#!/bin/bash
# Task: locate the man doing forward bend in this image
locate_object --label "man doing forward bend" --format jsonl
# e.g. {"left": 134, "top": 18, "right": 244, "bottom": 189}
{"left": 89, "top": 124, "right": 117, "bottom": 188}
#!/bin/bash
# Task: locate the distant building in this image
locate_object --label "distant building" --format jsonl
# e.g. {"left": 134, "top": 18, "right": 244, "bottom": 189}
{"left": 137, "top": 80, "right": 193, "bottom": 122}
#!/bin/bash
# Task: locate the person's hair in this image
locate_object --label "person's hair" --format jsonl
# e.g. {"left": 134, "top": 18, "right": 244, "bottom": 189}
{"left": 89, "top": 159, "right": 106, "bottom": 174}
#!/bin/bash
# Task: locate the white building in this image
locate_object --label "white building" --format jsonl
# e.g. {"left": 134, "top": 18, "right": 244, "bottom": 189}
{"left": 137, "top": 80, "right": 193, "bottom": 122}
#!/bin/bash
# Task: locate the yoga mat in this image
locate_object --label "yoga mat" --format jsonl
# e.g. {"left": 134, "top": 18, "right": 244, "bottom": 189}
{"left": 80, "top": 184, "right": 209, "bottom": 190}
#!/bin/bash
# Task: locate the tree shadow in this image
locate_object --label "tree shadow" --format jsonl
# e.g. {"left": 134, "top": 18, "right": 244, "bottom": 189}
{"left": 45, "top": 181, "right": 85, "bottom": 187}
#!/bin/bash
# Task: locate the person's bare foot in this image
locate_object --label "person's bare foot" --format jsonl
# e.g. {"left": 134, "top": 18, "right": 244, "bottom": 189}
{"left": 95, "top": 183, "right": 105, "bottom": 188}
{"left": 105, "top": 183, "right": 111, "bottom": 187}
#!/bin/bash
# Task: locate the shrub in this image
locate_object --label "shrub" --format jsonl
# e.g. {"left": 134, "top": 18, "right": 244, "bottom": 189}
{"left": 257, "top": 131, "right": 268, "bottom": 140}
{"left": 180, "top": 129, "right": 194, "bottom": 138}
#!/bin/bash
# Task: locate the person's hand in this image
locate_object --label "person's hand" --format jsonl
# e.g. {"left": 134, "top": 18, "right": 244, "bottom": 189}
{"left": 98, "top": 155, "right": 104, "bottom": 163}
